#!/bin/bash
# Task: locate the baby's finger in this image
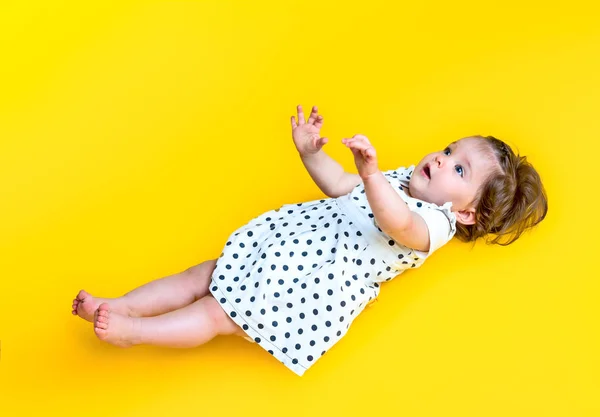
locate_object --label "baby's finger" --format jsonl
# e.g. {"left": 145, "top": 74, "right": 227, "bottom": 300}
{"left": 352, "top": 134, "right": 371, "bottom": 144}
{"left": 343, "top": 136, "right": 369, "bottom": 147}
{"left": 297, "top": 105, "right": 305, "bottom": 125}
{"left": 314, "top": 114, "right": 324, "bottom": 129}
{"left": 315, "top": 136, "right": 329, "bottom": 150}
{"left": 343, "top": 138, "right": 371, "bottom": 151}
{"left": 291, "top": 116, "right": 297, "bottom": 129}
{"left": 307, "top": 105, "right": 319, "bottom": 125}
{"left": 363, "top": 147, "right": 377, "bottom": 159}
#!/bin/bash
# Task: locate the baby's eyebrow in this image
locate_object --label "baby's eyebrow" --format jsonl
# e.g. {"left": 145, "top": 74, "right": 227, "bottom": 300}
{"left": 465, "top": 156, "right": 472, "bottom": 176}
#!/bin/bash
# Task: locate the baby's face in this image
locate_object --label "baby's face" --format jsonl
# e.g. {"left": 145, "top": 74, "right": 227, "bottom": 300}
{"left": 408, "top": 137, "right": 498, "bottom": 213}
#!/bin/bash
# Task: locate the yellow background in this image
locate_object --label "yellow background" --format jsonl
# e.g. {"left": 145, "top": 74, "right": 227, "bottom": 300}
{"left": 1, "top": 1, "right": 598, "bottom": 416}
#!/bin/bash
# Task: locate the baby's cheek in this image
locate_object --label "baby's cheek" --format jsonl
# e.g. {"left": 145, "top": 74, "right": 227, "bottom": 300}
{"left": 431, "top": 181, "right": 451, "bottom": 205}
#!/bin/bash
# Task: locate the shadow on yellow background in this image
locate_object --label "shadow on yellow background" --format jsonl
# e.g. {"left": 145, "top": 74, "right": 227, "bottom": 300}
{"left": 1, "top": 1, "right": 598, "bottom": 416}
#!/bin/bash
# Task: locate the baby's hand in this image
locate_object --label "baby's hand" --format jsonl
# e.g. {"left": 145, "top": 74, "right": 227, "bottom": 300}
{"left": 342, "top": 134, "right": 379, "bottom": 179}
{"left": 291, "top": 105, "right": 328, "bottom": 157}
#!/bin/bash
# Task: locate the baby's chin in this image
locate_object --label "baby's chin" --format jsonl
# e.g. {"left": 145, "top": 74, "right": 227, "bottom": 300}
{"left": 408, "top": 182, "right": 437, "bottom": 205}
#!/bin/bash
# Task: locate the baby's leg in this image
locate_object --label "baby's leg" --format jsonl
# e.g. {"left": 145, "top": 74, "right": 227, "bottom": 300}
{"left": 93, "top": 295, "right": 244, "bottom": 348}
{"left": 72, "top": 260, "right": 217, "bottom": 322}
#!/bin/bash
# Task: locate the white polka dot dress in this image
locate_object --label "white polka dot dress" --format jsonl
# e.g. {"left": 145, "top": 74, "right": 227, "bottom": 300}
{"left": 209, "top": 166, "right": 456, "bottom": 376}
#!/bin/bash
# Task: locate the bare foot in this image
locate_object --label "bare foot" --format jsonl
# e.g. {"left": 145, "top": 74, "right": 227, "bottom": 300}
{"left": 71, "top": 290, "right": 130, "bottom": 322}
{"left": 93, "top": 303, "right": 140, "bottom": 348}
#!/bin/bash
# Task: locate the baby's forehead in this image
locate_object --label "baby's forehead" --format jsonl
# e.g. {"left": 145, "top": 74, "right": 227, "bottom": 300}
{"left": 453, "top": 137, "right": 500, "bottom": 171}
{"left": 451, "top": 136, "right": 483, "bottom": 149}
{"left": 451, "top": 137, "right": 493, "bottom": 156}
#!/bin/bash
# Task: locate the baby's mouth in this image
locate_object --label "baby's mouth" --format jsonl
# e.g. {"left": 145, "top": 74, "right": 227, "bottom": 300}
{"left": 422, "top": 164, "right": 431, "bottom": 179}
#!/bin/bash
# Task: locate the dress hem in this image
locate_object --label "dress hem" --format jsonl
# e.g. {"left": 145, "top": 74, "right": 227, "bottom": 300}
{"left": 210, "top": 280, "right": 309, "bottom": 377}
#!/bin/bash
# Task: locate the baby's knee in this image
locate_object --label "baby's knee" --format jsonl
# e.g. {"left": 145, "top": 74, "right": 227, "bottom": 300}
{"left": 185, "top": 259, "right": 217, "bottom": 280}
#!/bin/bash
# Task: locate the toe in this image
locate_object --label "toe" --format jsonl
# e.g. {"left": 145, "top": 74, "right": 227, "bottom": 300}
{"left": 94, "top": 326, "right": 107, "bottom": 339}
{"left": 97, "top": 303, "right": 111, "bottom": 315}
{"left": 96, "top": 321, "right": 109, "bottom": 330}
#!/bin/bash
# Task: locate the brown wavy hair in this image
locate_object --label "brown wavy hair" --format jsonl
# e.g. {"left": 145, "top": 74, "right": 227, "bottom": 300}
{"left": 455, "top": 135, "right": 548, "bottom": 245}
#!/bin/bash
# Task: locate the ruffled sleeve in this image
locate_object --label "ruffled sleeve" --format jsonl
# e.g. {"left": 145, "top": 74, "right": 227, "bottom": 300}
{"left": 412, "top": 201, "right": 457, "bottom": 259}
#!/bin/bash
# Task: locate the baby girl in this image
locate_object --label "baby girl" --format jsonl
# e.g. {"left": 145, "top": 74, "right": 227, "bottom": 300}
{"left": 72, "top": 105, "right": 548, "bottom": 376}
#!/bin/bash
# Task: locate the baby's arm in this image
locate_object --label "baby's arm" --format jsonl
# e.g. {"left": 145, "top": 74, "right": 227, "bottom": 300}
{"left": 301, "top": 151, "right": 361, "bottom": 198}
{"left": 363, "top": 173, "right": 430, "bottom": 252}
{"left": 341, "top": 134, "right": 431, "bottom": 252}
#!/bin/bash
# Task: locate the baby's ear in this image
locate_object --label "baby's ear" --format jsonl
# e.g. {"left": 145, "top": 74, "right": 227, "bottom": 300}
{"left": 455, "top": 208, "right": 477, "bottom": 225}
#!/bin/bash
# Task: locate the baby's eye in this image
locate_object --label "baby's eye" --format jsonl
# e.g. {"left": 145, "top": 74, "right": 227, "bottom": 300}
{"left": 443, "top": 147, "right": 451, "bottom": 156}
{"left": 455, "top": 165, "right": 464, "bottom": 177}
